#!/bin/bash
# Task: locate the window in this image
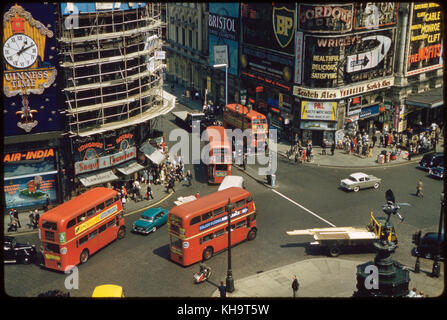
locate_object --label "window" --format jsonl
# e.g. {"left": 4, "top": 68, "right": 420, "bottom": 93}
{"left": 45, "top": 231, "right": 55, "bottom": 241}
{"left": 107, "top": 218, "right": 116, "bottom": 228}
{"left": 105, "top": 198, "right": 114, "bottom": 207}
{"left": 96, "top": 202, "right": 105, "bottom": 212}
{"left": 213, "top": 207, "right": 225, "bottom": 216}
{"left": 190, "top": 216, "right": 201, "bottom": 225}
{"left": 99, "top": 224, "right": 107, "bottom": 233}
{"left": 246, "top": 195, "right": 253, "bottom": 203}
{"left": 44, "top": 242, "right": 59, "bottom": 253}
{"left": 87, "top": 208, "right": 96, "bottom": 217}
{"left": 77, "top": 213, "right": 86, "bottom": 223}
{"left": 42, "top": 221, "right": 57, "bottom": 231}
{"left": 236, "top": 220, "right": 246, "bottom": 229}
{"left": 202, "top": 211, "right": 212, "bottom": 221}
{"left": 89, "top": 230, "right": 98, "bottom": 239}
{"left": 202, "top": 234, "right": 213, "bottom": 243}
{"left": 67, "top": 219, "right": 76, "bottom": 229}
{"left": 214, "top": 229, "right": 225, "bottom": 238}
{"left": 79, "top": 235, "right": 88, "bottom": 246}
{"left": 236, "top": 199, "right": 246, "bottom": 208}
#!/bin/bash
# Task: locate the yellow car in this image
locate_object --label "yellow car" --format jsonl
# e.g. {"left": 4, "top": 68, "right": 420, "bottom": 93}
{"left": 92, "top": 285, "right": 124, "bottom": 298}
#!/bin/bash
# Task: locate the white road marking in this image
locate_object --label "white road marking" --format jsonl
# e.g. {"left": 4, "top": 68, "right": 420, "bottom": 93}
{"left": 271, "top": 189, "right": 337, "bottom": 227}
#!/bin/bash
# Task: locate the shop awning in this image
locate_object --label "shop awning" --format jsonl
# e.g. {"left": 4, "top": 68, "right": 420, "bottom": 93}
{"left": 405, "top": 87, "right": 443, "bottom": 108}
{"left": 78, "top": 170, "right": 119, "bottom": 187}
{"left": 115, "top": 160, "right": 144, "bottom": 176}
{"left": 140, "top": 142, "right": 165, "bottom": 165}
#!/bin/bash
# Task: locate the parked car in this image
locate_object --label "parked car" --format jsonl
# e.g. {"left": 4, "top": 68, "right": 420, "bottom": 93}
{"left": 429, "top": 165, "right": 444, "bottom": 179}
{"left": 417, "top": 152, "right": 444, "bottom": 171}
{"left": 415, "top": 232, "right": 445, "bottom": 260}
{"left": 132, "top": 207, "right": 168, "bottom": 235}
{"left": 340, "top": 172, "right": 381, "bottom": 192}
{"left": 4, "top": 236, "right": 37, "bottom": 264}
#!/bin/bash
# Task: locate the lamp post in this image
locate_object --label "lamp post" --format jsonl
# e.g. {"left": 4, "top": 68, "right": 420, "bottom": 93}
{"left": 431, "top": 192, "right": 444, "bottom": 277}
{"left": 213, "top": 63, "right": 228, "bottom": 106}
{"left": 225, "top": 198, "right": 235, "bottom": 292}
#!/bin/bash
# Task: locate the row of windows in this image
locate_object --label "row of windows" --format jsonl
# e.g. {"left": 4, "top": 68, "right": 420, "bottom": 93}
{"left": 189, "top": 196, "right": 253, "bottom": 226}
{"left": 67, "top": 196, "right": 119, "bottom": 229}
{"left": 199, "top": 220, "right": 248, "bottom": 244}
{"left": 77, "top": 218, "right": 117, "bottom": 247}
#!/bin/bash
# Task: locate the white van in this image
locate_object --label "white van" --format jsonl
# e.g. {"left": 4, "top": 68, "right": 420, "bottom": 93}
{"left": 218, "top": 175, "right": 245, "bottom": 191}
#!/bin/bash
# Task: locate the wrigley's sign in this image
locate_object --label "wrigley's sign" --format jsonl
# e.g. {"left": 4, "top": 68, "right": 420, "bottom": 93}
{"left": 293, "top": 76, "right": 394, "bottom": 100}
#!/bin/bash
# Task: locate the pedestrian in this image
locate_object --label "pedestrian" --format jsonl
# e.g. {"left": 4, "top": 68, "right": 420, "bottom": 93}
{"left": 28, "top": 210, "right": 35, "bottom": 229}
{"left": 9, "top": 208, "right": 15, "bottom": 225}
{"left": 8, "top": 220, "right": 18, "bottom": 232}
{"left": 13, "top": 208, "right": 21, "bottom": 228}
{"left": 416, "top": 291, "right": 424, "bottom": 298}
{"left": 372, "top": 134, "right": 377, "bottom": 148}
{"left": 166, "top": 178, "right": 175, "bottom": 193}
{"left": 292, "top": 275, "right": 299, "bottom": 298}
{"left": 33, "top": 210, "right": 40, "bottom": 229}
{"left": 44, "top": 194, "right": 50, "bottom": 211}
{"left": 146, "top": 184, "right": 154, "bottom": 200}
{"left": 186, "top": 169, "right": 193, "bottom": 186}
{"left": 195, "top": 191, "right": 200, "bottom": 199}
{"left": 242, "top": 153, "right": 247, "bottom": 170}
{"left": 407, "top": 288, "right": 418, "bottom": 298}
{"left": 416, "top": 179, "right": 423, "bottom": 198}
{"left": 218, "top": 281, "right": 227, "bottom": 298}
{"left": 330, "top": 142, "right": 335, "bottom": 156}
{"left": 321, "top": 140, "right": 326, "bottom": 155}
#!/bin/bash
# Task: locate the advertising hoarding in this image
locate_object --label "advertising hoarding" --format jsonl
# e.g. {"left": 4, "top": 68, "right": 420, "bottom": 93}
{"left": 406, "top": 3, "right": 443, "bottom": 76}
{"left": 3, "top": 3, "right": 61, "bottom": 136}
{"left": 302, "top": 28, "right": 396, "bottom": 88}
{"left": 298, "top": 4, "right": 354, "bottom": 33}
{"left": 301, "top": 101, "right": 337, "bottom": 121}
{"left": 209, "top": 3, "right": 239, "bottom": 76}
{"left": 353, "top": 3, "right": 398, "bottom": 30}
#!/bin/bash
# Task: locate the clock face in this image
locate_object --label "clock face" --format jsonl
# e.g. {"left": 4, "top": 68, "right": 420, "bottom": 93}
{"left": 3, "top": 34, "right": 38, "bottom": 69}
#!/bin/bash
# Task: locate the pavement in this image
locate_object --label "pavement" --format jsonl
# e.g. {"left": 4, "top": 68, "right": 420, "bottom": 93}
{"left": 4, "top": 79, "right": 444, "bottom": 298}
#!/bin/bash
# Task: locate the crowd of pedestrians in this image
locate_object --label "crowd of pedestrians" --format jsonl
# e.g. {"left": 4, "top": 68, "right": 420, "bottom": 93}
{"left": 116, "top": 155, "right": 194, "bottom": 207}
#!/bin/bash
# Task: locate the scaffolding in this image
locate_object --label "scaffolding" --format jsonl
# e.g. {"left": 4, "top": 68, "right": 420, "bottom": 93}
{"left": 57, "top": 3, "right": 170, "bottom": 136}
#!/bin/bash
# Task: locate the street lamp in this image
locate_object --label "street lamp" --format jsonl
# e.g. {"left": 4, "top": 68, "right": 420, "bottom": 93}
{"left": 213, "top": 63, "right": 228, "bottom": 106}
{"left": 225, "top": 197, "right": 235, "bottom": 292}
{"left": 431, "top": 191, "right": 444, "bottom": 277}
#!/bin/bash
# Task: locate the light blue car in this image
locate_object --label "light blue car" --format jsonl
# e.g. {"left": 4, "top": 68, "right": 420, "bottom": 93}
{"left": 132, "top": 208, "right": 169, "bottom": 235}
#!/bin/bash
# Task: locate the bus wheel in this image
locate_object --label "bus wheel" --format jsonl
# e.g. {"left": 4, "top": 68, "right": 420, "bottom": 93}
{"left": 80, "top": 249, "right": 89, "bottom": 264}
{"left": 202, "top": 247, "right": 213, "bottom": 261}
{"left": 328, "top": 246, "right": 340, "bottom": 257}
{"left": 247, "top": 228, "right": 257, "bottom": 241}
{"left": 117, "top": 227, "right": 126, "bottom": 239}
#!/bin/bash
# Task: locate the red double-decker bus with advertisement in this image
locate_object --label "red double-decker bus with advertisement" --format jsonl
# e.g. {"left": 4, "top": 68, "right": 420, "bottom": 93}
{"left": 205, "top": 126, "right": 232, "bottom": 184}
{"left": 222, "top": 103, "right": 268, "bottom": 150}
{"left": 39, "top": 187, "right": 125, "bottom": 271}
{"left": 167, "top": 187, "right": 257, "bottom": 266}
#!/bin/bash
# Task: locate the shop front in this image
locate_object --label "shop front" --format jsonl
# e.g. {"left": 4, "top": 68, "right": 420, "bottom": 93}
{"left": 299, "top": 100, "right": 337, "bottom": 145}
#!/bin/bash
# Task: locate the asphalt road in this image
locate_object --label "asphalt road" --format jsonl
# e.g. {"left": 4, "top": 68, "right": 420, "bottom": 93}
{"left": 4, "top": 106, "right": 444, "bottom": 298}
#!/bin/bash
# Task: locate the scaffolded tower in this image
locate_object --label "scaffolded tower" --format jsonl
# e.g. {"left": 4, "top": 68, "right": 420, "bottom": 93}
{"left": 57, "top": 3, "right": 168, "bottom": 137}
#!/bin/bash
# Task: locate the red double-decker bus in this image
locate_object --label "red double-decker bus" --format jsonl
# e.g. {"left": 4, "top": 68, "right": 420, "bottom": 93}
{"left": 222, "top": 103, "right": 268, "bottom": 150}
{"left": 167, "top": 187, "right": 257, "bottom": 266}
{"left": 205, "top": 126, "right": 232, "bottom": 184}
{"left": 39, "top": 187, "right": 125, "bottom": 271}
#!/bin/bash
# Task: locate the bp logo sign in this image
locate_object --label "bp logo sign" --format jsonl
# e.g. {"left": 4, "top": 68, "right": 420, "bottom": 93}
{"left": 273, "top": 6, "right": 295, "bottom": 48}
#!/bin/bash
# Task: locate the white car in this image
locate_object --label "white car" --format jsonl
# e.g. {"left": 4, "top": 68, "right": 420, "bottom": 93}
{"left": 340, "top": 172, "right": 381, "bottom": 192}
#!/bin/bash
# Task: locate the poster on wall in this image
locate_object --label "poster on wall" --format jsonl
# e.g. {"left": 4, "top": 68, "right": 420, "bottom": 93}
{"left": 301, "top": 101, "right": 337, "bottom": 121}
{"left": 3, "top": 3, "right": 60, "bottom": 136}
{"left": 4, "top": 148, "right": 58, "bottom": 209}
{"left": 406, "top": 3, "right": 442, "bottom": 76}
{"left": 302, "top": 28, "right": 396, "bottom": 88}
{"left": 298, "top": 3, "right": 354, "bottom": 33}
{"left": 353, "top": 3, "right": 398, "bottom": 30}
{"left": 209, "top": 2, "right": 239, "bottom": 76}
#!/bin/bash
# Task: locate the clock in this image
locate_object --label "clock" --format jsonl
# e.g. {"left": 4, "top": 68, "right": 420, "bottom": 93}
{"left": 3, "top": 34, "right": 38, "bottom": 69}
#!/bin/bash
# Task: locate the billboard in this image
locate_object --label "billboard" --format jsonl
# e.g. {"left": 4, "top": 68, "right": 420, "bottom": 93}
{"left": 3, "top": 3, "right": 61, "bottom": 136}
{"left": 4, "top": 148, "right": 58, "bottom": 209}
{"left": 353, "top": 2, "right": 398, "bottom": 30}
{"left": 241, "top": 2, "right": 295, "bottom": 55}
{"left": 209, "top": 3, "right": 239, "bottom": 76}
{"left": 406, "top": 3, "right": 443, "bottom": 76}
{"left": 302, "top": 28, "right": 396, "bottom": 88}
{"left": 298, "top": 4, "right": 354, "bottom": 33}
{"left": 60, "top": 2, "right": 146, "bottom": 15}
{"left": 301, "top": 101, "right": 337, "bottom": 121}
